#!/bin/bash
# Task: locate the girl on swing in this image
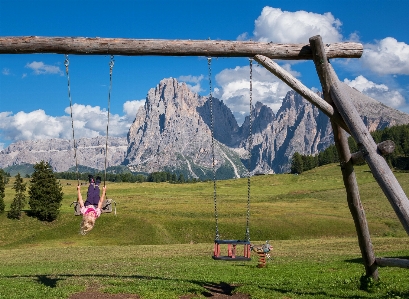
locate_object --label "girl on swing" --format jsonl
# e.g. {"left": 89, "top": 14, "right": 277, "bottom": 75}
{"left": 77, "top": 175, "right": 107, "bottom": 235}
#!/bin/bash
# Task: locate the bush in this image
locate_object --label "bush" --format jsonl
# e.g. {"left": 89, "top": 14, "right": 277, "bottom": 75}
{"left": 28, "top": 161, "right": 63, "bottom": 222}
{"left": 7, "top": 173, "right": 26, "bottom": 219}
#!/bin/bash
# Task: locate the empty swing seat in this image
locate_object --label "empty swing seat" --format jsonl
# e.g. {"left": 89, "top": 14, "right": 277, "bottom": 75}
{"left": 213, "top": 239, "right": 251, "bottom": 261}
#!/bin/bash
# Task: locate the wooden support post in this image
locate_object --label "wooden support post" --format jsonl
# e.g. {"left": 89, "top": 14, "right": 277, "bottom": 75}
{"left": 328, "top": 65, "right": 409, "bottom": 235}
{"left": 376, "top": 258, "right": 409, "bottom": 268}
{"left": 254, "top": 55, "right": 350, "bottom": 134}
{"left": 309, "top": 35, "right": 378, "bottom": 280}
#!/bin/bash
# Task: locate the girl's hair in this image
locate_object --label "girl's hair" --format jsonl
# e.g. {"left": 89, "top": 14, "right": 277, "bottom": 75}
{"left": 80, "top": 214, "right": 96, "bottom": 235}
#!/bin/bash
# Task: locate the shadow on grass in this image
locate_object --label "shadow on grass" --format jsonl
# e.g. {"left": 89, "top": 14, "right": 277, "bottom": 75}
{"left": 4, "top": 272, "right": 404, "bottom": 298}
{"left": 254, "top": 286, "right": 368, "bottom": 299}
{"left": 345, "top": 256, "right": 409, "bottom": 264}
{"left": 35, "top": 275, "right": 64, "bottom": 288}
{"left": 4, "top": 273, "right": 241, "bottom": 297}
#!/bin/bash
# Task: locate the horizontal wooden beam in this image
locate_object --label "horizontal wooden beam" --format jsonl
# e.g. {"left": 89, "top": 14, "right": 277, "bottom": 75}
{"left": 0, "top": 36, "right": 363, "bottom": 59}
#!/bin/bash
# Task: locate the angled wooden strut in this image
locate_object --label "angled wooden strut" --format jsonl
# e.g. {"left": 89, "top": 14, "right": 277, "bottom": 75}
{"left": 309, "top": 35, "right": 378, "bottom": 280}
{"left": 254, "top": 54, "right": 349, "bottom": 133}
{"left": 328, "top": 66, "right": 409, "bottom": 235}
{"left": 0, "top": 36, "right": 363, "bottom": 59}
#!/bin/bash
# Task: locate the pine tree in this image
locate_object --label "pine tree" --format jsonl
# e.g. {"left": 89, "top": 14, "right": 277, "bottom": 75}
{"left": 290, "top": 152, "right": 303, "bottom": 174}
{"left": 7, "top": 173, "right": 26, "bottom": 219}
{"left": 0, "top": 171, "right": 6, "bottom": 213}
{"left": 28, "top": 161, "right": 63, "bottom": 222}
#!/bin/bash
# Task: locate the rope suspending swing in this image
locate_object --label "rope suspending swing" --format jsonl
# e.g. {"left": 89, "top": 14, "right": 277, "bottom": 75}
{"left": 210, "top": 57, "right": 254, "bottom": 261}
{"left": 66, "top": 55, "right": 116, "bottom": 216}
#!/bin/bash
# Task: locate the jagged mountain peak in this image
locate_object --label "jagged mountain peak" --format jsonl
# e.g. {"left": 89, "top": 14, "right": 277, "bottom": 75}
{"left": 2, "top": 78, "right": 409, "bottom": 177}
{"left": 125, "top": 77, "right": 247, "bottom": 179}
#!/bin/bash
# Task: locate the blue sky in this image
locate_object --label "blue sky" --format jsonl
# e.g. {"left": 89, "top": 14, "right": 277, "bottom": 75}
{"left": 0, "top": 0, "right": 408, "bottom": 150}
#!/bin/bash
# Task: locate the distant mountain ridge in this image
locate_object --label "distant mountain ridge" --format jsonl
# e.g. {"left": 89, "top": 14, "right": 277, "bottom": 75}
{"left": 1, "top": 78, "right": 409, "bottom": 177}
{"left": 0, "top": 136, "right": 127, "bottom": 173}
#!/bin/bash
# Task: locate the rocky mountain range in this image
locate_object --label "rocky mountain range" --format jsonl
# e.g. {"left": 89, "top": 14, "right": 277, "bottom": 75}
{"left": 1, "top": 78, "right": 409, "bottom": 178}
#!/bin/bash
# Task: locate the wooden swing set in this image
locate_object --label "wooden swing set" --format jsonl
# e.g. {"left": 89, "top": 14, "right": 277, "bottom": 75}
{"left": 1, "top": 35, "right": 409, "bottom": 279}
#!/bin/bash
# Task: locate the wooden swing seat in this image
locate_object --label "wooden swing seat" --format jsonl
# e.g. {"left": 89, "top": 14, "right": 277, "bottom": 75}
{"left": 213, "top": 239, "right": 251, "bottom": 261}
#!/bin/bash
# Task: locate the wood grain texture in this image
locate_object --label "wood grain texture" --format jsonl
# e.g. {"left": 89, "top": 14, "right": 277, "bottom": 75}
{"left": 0, "top": 36, "right": 363, "bottom": 59}
{"left": 310, "top": 35, "right": 378, "bottom": 279}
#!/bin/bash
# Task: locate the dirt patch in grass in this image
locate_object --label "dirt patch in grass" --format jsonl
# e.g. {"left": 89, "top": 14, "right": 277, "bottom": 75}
{"left": 68, "top": 292, "right": 140, "bottom": 299}
{"left": 68, "top": 283, "right": 250, "bottom": 298}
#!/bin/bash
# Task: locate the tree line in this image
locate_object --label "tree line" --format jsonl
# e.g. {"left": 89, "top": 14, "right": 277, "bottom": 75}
{"left": 291, "top": 123, "right": 409, "bottom": 174}
{"left": 54, "top": 170, "right": 204, "bottom": 184}
{"left": 0, "top": 162, "right": 63, "bottom": 221}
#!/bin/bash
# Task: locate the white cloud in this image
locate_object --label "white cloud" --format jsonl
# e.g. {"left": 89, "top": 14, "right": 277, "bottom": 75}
{"left": 0, "top": 104, "right": 134, "bottom": 144}
{"left": 252, "top": 7, "right": 343, "bottom": 43}
{"left": 344, "top": 75, "right": 405, "bottom": 108}
{"left": 237, "top": 32, "right": 249, "bottom": 41}
{"left": 214, "top": 63, "right": 295, "bottom": 124}
{"left": 361, "top": 37, "right": 409, "bottom": 75}
{"left": 0, "top": 110, "right": 68, "bottom": 141}
{"left": 25, "top": 61, "right": 63, "bottom": 76}
{"left": 2, "top": 68, "right": 10, "bottom": 75}
{"left": 178, "top": 75, "right": 204, "bottom": 93}
{"left": 65, "top": 104, "right": 132, "bottom": 138}
{"left": 123, "top": 100, "right": 145, "bottom": 120}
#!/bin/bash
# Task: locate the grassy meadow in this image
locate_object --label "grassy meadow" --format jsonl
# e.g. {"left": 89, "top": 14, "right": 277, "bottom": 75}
{"left": 0, "top": 164, "right": 408, "bottom": 298}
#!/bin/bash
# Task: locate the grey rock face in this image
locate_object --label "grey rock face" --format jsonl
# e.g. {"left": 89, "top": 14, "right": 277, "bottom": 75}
{"left": 248, "top": 88, "right": 409, "bottom": 173}
{"left": 124, "top": 78, "right": 247, "bottom": 179}
{"left": 0, "top": 136, "right": 127, "bottom": 172}
{"left": 2, "top": 78, "right": 409, "bottom": 176}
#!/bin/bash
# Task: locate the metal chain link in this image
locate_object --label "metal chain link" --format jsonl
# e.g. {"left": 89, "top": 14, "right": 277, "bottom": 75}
{"left": 245, "top": 58, "right": 253, "bottom": 242}
{"left": 208, "top": 57, "right": 219, "bottom": 241}
{"left": 104, "top": 55, "right": 114, "bottom": 187}
{"left": 64, "top": 55, "right": 80, "bottom": 186}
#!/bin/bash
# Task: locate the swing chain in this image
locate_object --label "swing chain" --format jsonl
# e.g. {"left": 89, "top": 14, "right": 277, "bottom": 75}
{"left": 104, "top": 55, "right": 114, "bottom": 187}
{"left": 245, "top": 58, "right": 253, "bottom": 242}
{"left": 65, "top": 54, "right": 80, "bottom": 186}
{"left": 208, "top": 57, "right": 219, "bottom": 241}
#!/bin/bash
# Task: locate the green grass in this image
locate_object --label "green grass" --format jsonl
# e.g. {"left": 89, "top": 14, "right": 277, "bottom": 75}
{"left": 0, "top": 163, "right": 408, "bottom": 298}
{"left": 0, "top": 238, "right": 408, "bottom": 298}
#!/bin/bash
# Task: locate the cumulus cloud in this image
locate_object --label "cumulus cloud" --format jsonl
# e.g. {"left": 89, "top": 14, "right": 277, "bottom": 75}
{"left": 214, "top": 63, "right": 296, "bottom": 124}
{"left": 178, "top": 74, "right": 204, "bottom": 93}
{"left": 361, "top": 37, "right": 409, "bottom": 75}
{"left": 123, "top": 99, "right": 145, "bottom": 120}
{"left": 0, "top": 103, "right": 137, "bottom": 144}
{"left": 25, "top": 61, "right": 64, "bottom": 76}
{"left": 0, "top": 110, "right": 69, "bottom": 141}
{"left": 344, "top": 75, "right": 405, "bottom": 108}
{"left": 252, "top": 7, "right": 343, "bottom": 43}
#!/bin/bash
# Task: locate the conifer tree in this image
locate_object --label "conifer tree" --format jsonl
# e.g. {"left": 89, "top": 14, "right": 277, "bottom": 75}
{"left": 0, "top": 171, "right": 6, "bottom": 213}
{"left": 28, "top": 161, "right": 63, "bottom": 221}
{"left": 290, "top": 152, "right": 303, "bottom": 174}
{"left": 7, "top": 173, "right": 26, "bottom": 219}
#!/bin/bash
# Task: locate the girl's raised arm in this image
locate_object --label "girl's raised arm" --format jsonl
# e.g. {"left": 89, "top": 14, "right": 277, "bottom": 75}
{"left": 97, "top": 186, "right": 107, "bottom": 210}
{"left": 77, "top": 185, "right": 85, "bottom": 208}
